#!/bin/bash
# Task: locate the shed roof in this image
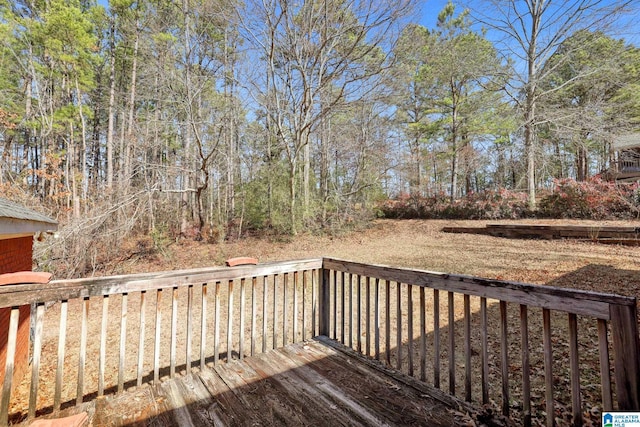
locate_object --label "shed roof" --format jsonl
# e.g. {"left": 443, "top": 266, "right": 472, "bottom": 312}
{"left": 0, "top": 198, "right": 58, "bottom": 235}
{"left": 613, "top": 133, "right": 640, "bottom": 151}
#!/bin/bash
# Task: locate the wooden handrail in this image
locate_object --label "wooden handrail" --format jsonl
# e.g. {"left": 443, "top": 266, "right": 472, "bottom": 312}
{"left": 322, "top": 257, "right": 635, "bottom": 319}
{"left": 0, "top": 259, "right": 323, "bottom": 308}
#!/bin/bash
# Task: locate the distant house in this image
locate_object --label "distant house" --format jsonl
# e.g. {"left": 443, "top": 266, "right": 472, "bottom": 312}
{"left": 0, "top": 198, "right": 57, "bottom": 386}
{"left": 611, "top": 133, "right": 640, "bottom": 181}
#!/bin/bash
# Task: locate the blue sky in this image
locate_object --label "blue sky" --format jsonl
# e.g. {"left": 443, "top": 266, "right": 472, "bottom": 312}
{"left": 415, "top": 0, "right": 639, "bottom": 46}
{"left": 418, "top": 0, "right": 452, "bottom": 28}
{"left": 94, "top": 0, "right": 638, "bottom": 47}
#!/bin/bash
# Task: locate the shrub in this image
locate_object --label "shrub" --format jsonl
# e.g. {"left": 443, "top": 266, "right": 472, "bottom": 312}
{"left": 379, "top": 178, "right": 640, "bottom": 221}
{"left": 379, "top": 189, "right": 532, "bottom": 220}
{"left": 538, "top": 178, "right": 640, "bottom": 219}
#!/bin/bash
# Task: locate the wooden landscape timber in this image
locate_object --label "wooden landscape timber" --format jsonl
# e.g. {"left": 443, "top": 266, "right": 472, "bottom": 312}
{"left": 0, "top": 258, "right": 637, "bottom": 426}
{"left": 443, "top": 223, "right": 640, "bottom": 245}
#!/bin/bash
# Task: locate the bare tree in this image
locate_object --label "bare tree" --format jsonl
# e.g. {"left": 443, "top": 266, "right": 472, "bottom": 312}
{"left": 240, "top": 0, "right": 414, "bottom": 234}
{"left": 472, "top": 0, "right": 634, "bottom": 207}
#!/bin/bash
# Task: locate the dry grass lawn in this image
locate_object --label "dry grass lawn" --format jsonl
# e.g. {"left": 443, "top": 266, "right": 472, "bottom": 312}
{"left": 125, "top": 219, "right": 640, "bottom": 295}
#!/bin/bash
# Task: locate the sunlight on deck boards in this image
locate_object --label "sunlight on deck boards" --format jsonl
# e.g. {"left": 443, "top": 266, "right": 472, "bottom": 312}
{"left": 42, "top": 338, "right": 465, "bottom": 426}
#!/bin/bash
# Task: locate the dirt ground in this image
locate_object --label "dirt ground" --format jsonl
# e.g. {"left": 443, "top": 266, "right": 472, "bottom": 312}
{"left": 124, "top": 219, "right": 640, "bottom": 295}
{"left": 11, "top": 219, "right": 640, "bottom": 426}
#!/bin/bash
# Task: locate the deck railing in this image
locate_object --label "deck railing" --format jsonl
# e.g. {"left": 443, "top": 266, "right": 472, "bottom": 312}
{"left": 0, "top": 258, "right": 638, "bottom": 426}
{"left": 0, "top": 259, "right": 322, "bottom": 424}
{"left": 321, "top": 258, "right": 640, "bottom": 427}
{"left": 615, "top": 151, "right": 640, "bottom": 175}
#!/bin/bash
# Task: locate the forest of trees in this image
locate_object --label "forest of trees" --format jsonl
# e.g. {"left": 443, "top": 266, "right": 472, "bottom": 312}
{"left": 0, "top": 0, "right": 639, "bottom": 275}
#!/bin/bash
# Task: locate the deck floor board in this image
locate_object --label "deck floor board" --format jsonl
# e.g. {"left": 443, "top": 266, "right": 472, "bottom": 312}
{"left": 42, "top": 338, "right": 464, "bottom": 426}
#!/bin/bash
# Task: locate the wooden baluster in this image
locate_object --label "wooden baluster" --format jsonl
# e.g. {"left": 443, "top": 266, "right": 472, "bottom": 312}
{"left": 99, "top": 295, "right": 109, "bottom": 396}
{"left": 200, "top": 284, "right": 208, "bottom": 370}
{"left": 610, "top": 303, "right": 640, "bottom": 410}
{"left": 240, "top": 278, "right": 246, "bottom": 359}
{"left": 366, "top": 277, "right": 372, "bottom": 358}
{"left": 54, "top": 300, "right": 68, "bottom": 410}
{"left": 341, "top": 271, "right": 345, "bottom": 344}
{"left": 500, "top": 301, "right": 509, "bottom": 416}
{"left": 597, "top": 319, "right": 613, "bottom": 411}
{"left": 186, "top": 284, "right": 193, "bottom": 372}
{"left": 170, "top": 287, "right": 178, "bottom": 378}
{"left": 273, "top": 275, "right": 279, "bottom": 349}
{"left": 332, "top": 270, "right": 337, "bottom": 340}
{"left": 251, "top": 277, "right": 257, "bottom": 356}
{"left": 214, "top": 281, "right": 220, "bottom": 364}
{"left": 358, "top": 275, "right": 363, "bottom": 354}
{"left": 543, "top": 308, "right": 554, "bottom": 427}
{"left": 385, "top": 280, "right": 391, "bottom": 366}
{"left": 118, "top": 294, "right": 127, "bottom": 393}
{"left": 312, "top": 270, "right": 318, "bottom": 337}
{"left": 137, "top": 291, "right": 146, "bottom": 387}
{"left": 0, "top": 307, "right": 20, "bottom": 424}
{"left": 448, "top": 291, "right": 455, "bottom": 396}
{"left": 348, "top": 273, "right": 353, "bottom": 348}
{"left": 154, "top": 289, "right": 162, "bottom": 384}
{"left": 263, "top": 276, "right": 268, "bottom": 352}
{"left": 374, "top": 278, "right": 380, "bottom": 361}
{"left": 420, "top": 287, "right": 426, "bottom": 382}
{"left": 283, "top": 273, "right": 288, "bottom": 346}
{"left": 521, "top": 305, "right": 531, "bottom": 427}
{"left": 319, "top": 268, "right": 330, "bottom": 337}
{"left": 77, "top": 297, "right": 89, "bottom": 404}
{"left": 302, "top": 271, "right": 307, "bottom": 341}
{"left": 464, "top": 294, "right": 471, "bottom": 402}
{"left": 28, "top": 303, "right": 45, "bottom": 418}
{"left": 227, "top": 280, "right": 234, "bottom": 360}
{"left": 293, "top": 271, "right": 298, "bottom": 342}
{"left": 407, "top": 284, "right": 414, "bottom": 376}
{"left": 480, "top": 297, "right": 488, "bottom": 404}
{"left": 568, "top": 313, "right": 582, "bottom": 426}
{"left": 396, "top": 282, "right": 402, "bottom": 371}
{"left": 434, "top": 289, "right": 441, "bottom": 389}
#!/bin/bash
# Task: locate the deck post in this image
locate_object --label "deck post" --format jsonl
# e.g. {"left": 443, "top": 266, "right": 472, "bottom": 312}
{"left": 319, "top": 266, "right": 331, "bottom": 337}
{"left": 610, "top": 302, "right": 640, "bottom": 409}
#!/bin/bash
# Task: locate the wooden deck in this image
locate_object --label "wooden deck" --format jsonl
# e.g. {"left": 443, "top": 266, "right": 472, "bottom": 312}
{"left": 56, "top": 337, "right": 466, "bottom": 426}
{"left": 3, "top": 258, "right": 638, "bottom": 427}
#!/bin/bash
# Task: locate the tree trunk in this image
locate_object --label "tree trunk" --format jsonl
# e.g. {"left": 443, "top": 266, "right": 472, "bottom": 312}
{"left": 124, "top": 20, "right": 139, "bottom": 192}
{"left": 289, "top": 160, "right": 297, "bottom": 235}
{"left": 320, "top": 116, "right": 330, "bottom": 224}
{"left": 524, "top": 99, "right": 536, "bottom": 206}
{"left": 75, "top": 77, "right": 88, "bottom": 206}
{"left": 303, "top": 140, "right": 310, "bottom": 217}
{"left": 524, "top": 0, "right": 541, "bottom": 209}
{"left": 106, "top": 18, "right": 116, "bottom": 190}
{"left": 450, "top": 83, "right": 459, "bottom": 201}
{"left": 180, "top": 0, "right": 192, "bottom": 237}
{"left": 576, "top": 143, "right": 588, "bottom": 181}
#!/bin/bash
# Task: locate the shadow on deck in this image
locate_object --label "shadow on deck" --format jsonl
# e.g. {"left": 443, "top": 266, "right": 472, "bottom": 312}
{"left": 66, "top": 338, "right": 469, "bottom": 427}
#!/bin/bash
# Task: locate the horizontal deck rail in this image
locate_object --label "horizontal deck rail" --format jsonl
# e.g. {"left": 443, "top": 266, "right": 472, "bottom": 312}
{"left": 617, "top": 157, "right": 640, "bottom": 173}
{"left": 0, "top": 257, "right": 638, "bottom": 426}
